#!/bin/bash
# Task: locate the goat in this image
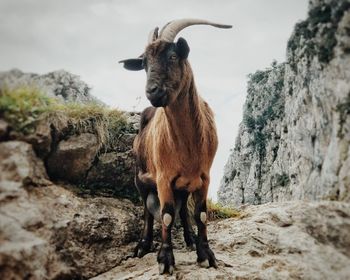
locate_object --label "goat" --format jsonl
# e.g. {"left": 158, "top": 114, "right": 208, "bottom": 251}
{"left": 119, "top": 19, "right": 232, "bottom": 275}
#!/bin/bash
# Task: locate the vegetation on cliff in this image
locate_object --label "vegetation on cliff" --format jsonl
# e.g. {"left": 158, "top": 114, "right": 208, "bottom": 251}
{"left": 0, "top": 86, "right": 128, "bottom": 149}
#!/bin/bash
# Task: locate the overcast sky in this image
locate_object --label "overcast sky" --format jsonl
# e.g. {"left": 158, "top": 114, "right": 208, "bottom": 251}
{"left": 0, "top": 0, "right": 308, "bottom": 200}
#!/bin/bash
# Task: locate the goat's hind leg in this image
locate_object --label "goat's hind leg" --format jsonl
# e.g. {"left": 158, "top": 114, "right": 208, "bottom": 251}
{"left": 177, "top": 191, "right": 196, "bottom": 250}
{"left": 193, "top": 176, "right": 218, "bottom": 268}
{"left": 134, "top": 175, "right": 155, "bottom": 258}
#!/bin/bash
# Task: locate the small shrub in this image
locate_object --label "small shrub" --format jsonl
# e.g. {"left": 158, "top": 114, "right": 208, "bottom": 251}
{"left": 243, "top": 113, "right": 255, "bottom": 131}
{"left": 275, "top": 173, "right": 290, "bottom": 187}
{"left": 247, "top": 70, "right": 269, "bottom": 85}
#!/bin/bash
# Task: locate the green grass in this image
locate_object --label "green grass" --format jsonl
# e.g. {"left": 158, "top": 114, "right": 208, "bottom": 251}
{"left": 0, "top": 86, "right": 128, "bottom": 148}
{"left": 0, "top": 86, "right": 54, "bottom": 133}
{"left": 207, "top": 199, "right": 240, "bottom": 221}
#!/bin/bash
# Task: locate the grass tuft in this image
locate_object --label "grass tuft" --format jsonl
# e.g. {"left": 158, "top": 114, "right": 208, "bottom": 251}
{"left": 0, "top": 86, "right": 54, "bottom": 133}
{"left": 207, "top": 199, "right": 240, "bottom": 221}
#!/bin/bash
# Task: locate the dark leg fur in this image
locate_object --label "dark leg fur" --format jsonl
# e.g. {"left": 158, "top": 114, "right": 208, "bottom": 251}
{"left": 157, "top": 202, "right": 175, "bottom": 275}
{"left": 177, "top": 191, "right": 196, "bottom": 250}
{"left": 193, "top": 190, "right": 217, "bottom": 268}
{"left": 134, "top": 174, "right": 154, "bottom": 258}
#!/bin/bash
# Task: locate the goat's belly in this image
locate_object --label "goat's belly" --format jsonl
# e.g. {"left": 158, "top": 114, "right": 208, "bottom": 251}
{"left": 138, "top": 171, "right": 205, "bottom": 192}
{"left": 174, "top": 175, "right": 203, "bottom": 192}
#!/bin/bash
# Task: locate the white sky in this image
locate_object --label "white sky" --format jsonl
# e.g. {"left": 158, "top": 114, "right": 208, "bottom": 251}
{"left": 0, "top": 0, "right": 308, "bottom": 200}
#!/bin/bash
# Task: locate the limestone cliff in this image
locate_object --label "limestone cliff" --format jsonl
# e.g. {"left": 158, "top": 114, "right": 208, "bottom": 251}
{"left": 218, "top": 0, "right": 350, "bottom": 207}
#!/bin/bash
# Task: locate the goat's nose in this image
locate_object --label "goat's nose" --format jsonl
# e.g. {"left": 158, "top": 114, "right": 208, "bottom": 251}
{"left": 146, "top": 84, "right": 159, "bottom": 95}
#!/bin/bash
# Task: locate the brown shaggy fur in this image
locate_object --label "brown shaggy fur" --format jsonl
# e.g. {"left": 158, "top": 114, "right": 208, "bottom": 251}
{"left": 134, "top": 41, "right": 218, "bottom": 209}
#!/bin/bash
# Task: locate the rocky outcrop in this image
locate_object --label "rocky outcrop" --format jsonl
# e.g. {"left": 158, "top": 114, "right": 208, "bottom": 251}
{"left": 0, "top": 67, "right": 141, "bottom": 201}
{"left": 0, "top": 68, "right": 144, "bottom": 279}
{"left": 0, "top": 140, "right": 142, "bottom": 280}
{"left": 0, "top": 69, "right": 101, "bottom": 104}
{"left": 93, "top": 201, "right": 350, "bottom": 280}
{"left": 219, "top": 0, "right": 350, "bottom": 207}
{"left": 41, "top": 113, "right": 139, "bottom": 200}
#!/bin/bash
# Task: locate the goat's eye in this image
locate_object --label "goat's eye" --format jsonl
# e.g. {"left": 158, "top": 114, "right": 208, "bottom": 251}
{"left": 169, "top": 54, "right": 177, "bottom": 61}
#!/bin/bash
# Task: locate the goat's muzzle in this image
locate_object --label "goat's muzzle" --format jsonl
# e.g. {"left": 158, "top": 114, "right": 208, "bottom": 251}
{"left": 146, "top": 85, "right": 168, "bottom": 107}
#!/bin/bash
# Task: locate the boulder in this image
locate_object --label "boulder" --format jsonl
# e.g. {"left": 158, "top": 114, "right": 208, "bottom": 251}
{"left": 47, "top": 133, "right": 100, "bottom": 183}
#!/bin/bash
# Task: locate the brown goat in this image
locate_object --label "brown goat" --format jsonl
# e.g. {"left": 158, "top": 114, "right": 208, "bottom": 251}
{"left": 120, "top": 19, "right": 232, "bottom": 275}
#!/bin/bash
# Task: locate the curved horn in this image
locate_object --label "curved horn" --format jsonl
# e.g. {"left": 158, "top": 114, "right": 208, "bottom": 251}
{"left": 159, "top": 18, "right": 232, "bottom": 42}
{"left": 148, "top": 27, "right": 159, "bottom": 44}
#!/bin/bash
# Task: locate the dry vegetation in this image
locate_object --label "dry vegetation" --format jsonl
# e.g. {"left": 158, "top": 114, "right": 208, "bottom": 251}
{"left": 207, "top": 199, "right": 240, "bottom": 220}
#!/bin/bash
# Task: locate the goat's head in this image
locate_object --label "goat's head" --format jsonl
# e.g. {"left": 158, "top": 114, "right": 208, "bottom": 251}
{"left": 120, "top": 19, "right": 232, "bottom": 107}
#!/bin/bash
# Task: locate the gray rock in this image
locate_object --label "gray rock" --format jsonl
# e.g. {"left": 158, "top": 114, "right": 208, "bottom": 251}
{"left": 47, "top": 133, "right": 100, "bottom": 183}
{"left": 219, "top": 0, "right": 350, "bottom": 207}
{"left": 0, "top": 140, "right": 142, "bottom": 279}
{"left": 0, "top": 69, "right": 103, "bottom": 104}
{"left": 93, "top": 201, "right": 350, "bottom": 280}
{"left": 0, "top": 141, "right": 50, "bottom": 199}
{"left": 124, "top": 112, "right": 141, "bottom": 132}
{"left": 86, "top": 150, "right": 137, "bottom": 201}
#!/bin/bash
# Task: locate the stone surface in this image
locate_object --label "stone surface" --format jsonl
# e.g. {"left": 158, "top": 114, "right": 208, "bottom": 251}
{"left": 219, "top": 0, "right": 350, "bottom": 207}
{"left": 0, "top": 140, "right": 142, "bottom": 279}
{"left": 93, "top": 201, "right": 350, "bottom": 280}
{"left": 86, "top": 150, "right": 137, "bottom": 200}
{"left": 47, "top": 133, "right": 100, "bottom": 183}
{"left": 0, "top": 141, "right": 50, "bottom": 197}
{"left": 0, "top": 69, "right": 102, "bottom": 104}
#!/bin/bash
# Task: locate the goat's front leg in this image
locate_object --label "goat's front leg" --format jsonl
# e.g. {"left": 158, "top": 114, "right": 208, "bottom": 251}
{"left": 193, "top": 176, "right": 218, "bottom": 268}
{"left": 157, "top": 177, "right": 175, "bottom": 275}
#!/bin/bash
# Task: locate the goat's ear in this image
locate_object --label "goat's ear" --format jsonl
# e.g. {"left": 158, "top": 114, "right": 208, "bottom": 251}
{"left": 119, "top": 58, "right": 144, "bottom": 71}
{"left": 176, "top": 37, "right": 190, "bottom": 59}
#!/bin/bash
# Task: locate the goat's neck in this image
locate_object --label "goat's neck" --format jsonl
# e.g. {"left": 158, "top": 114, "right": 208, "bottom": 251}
{"left": 164, "top": 76, "right": 204, "bottom": 147}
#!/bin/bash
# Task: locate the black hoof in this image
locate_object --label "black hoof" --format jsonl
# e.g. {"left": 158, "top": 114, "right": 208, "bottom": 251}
{"left": 196, "top": 242, "right": 218, "bottom": 268}
{"left": 157, "top": 245, "right": 175, "bottom": 275}
{"left": 134, "top": 239, "right": 152, "bottom": 258}
{"left": 187, "top": 243, "right": 196, "bottom": 251}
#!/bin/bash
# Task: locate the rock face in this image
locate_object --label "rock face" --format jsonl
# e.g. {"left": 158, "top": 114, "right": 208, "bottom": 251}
{"left": 0, "top": 140, "right": 142, "bottom": 279}
{"left": 47, "top": 133, "right": 100, "bottom": 183}
{"left": 93, "top": 201, "right": 350, "bottom": 280}
{"left": 219, "top": 0, "right": 350, "bottom": 207}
